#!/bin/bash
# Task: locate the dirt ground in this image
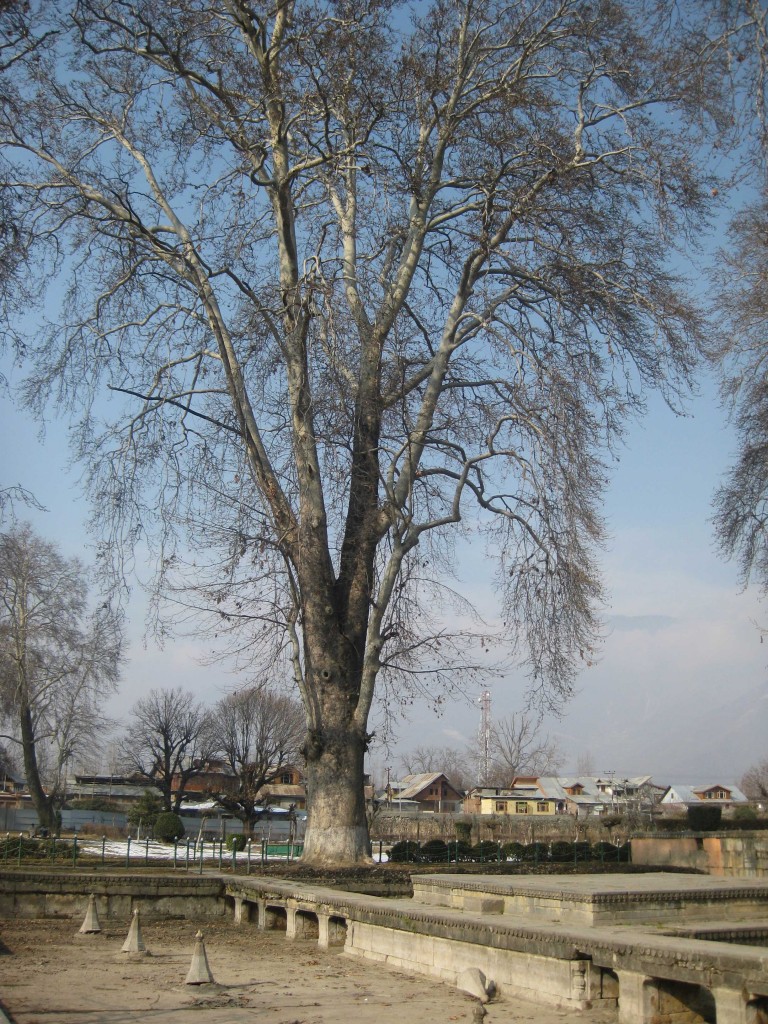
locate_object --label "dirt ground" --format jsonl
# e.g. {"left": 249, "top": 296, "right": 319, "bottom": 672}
{"left": 0, "top": 916, "right": 618, "bottom": 1024}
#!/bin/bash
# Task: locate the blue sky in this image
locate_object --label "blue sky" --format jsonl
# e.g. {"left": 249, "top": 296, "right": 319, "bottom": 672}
{"left": 2, "top": 352, "right": 765, "bottom": 788}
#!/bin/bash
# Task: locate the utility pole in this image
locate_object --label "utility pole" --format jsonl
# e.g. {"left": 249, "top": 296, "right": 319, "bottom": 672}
{"left": 477, "top": 690, "right": 492, "bottom": 785}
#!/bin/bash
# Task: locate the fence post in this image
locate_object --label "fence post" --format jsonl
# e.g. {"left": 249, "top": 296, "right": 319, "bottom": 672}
{"left": 4, "top": 833, "right": 9, "bottom": 865}
{"left": 218, "top": 839, "right": 223, "bottom": 870}
{"left": 261, "top": 838, "right": 266, "bottom": 865}
{"left": 246, "top": 838, "right": 252, "bottom": 875}
{"left": 72, "top": 835, "right": 78, "bottom": 867}
{"left": 101, "top": 835, "right": 106, "bottom": 865}
{"left": 199, "top": 840, "right": 204, "bottom": 874}
{"left": 185, "top": 839, "right": 190, "bottom": 872}
{"left": 231, "top": 844, "right": 236, "bottom": 874}
{"left": 17, "top": 832, "right": 23, "bottom": 866}
{"left": 126, "top": 835, "right": 131, "bottom": 868}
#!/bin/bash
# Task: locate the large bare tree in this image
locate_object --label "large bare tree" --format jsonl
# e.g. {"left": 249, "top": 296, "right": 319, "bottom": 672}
{"left": 0, "top": 523, "right": 122, "bottom": 829}
{"left": 0, "top": 1, "right": 754, "bottom": 863}
{"left": 120, "top": 686, "right": 216, "bottom": 812}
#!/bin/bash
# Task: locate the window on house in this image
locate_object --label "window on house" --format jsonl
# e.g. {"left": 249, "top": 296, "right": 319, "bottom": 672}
{"left": 515, "top": 802, "right": 529, "bottom": 814}
{"left": 536, "top": 802, "right": 548, "bottom": 813}
{"left": 281, "top": 773, "right": 292, "bottom": 785}
{"left": 495, "top": 801, "right": 506, "bottom": 813}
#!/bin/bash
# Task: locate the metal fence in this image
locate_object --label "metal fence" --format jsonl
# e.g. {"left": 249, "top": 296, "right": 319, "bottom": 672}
{"left": 0, "top": 832, "right": 304, "bottom": 871}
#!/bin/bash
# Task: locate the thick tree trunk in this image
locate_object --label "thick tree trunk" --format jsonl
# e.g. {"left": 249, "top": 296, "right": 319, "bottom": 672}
{"left": 301, "top": 719, "right": 371, "bottom": 868}
{"left": 19, "top": 703, "right": 57, "bottom": 832}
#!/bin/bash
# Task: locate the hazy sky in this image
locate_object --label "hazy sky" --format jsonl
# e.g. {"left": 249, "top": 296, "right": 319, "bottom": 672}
{"left": 2, "top": 349, "right": 765, "bottom": 788}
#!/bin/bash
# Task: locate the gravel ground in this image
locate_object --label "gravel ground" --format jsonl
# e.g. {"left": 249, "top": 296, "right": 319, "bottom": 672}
{"left": 0, "top": 916, "right": 618, "bottom": 1024}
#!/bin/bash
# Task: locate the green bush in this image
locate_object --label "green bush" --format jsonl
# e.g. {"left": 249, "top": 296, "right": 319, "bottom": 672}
{"left": 719, "top": 815, "right": 768, "bottom": 830}
{"left": 733, "top": 805, "right": 758, "bottom": 821}
{"left": 471, "top": 840, "right": 501, "bottom": 862}
{"left": 502, "top": 841, "right": 526, "bottom": 862}
{"left": 654, "top": 816, "right": 688, "bottom": 832}
{"left": 454, "top": 822, "right": 472, "bottom": 842}
{"left": 153, "top": 812, "right": 185, "bottom": 842}
{"left": 446, "top": 839, "right": 473, "bottom": 862}
{"left": 686, "top": 805, "right": 722, "bottom": 831}
{"left": 226, "top": 834, "right": 247, "bottom": 852}
{"left": 521, "top": 841, "right": 549, "bottom": 863}
{"left": 592, "top": 841, "right": 619, "bottom": 862}
{"left": 389, "top": 840, "right": 421, "bottom": 863}
{"left": 127, "top": 790, "right": 163, "bottom": 831}
{"left": 550, "top": 840, "right": 575, "bottom": 862}
{"left": 420, "top": 839, "right": 449, "bottom": 863}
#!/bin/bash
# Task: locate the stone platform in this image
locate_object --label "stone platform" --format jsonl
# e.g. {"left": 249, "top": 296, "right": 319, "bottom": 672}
{"left": 411, "top": 872, "right": 768, "bottom": 925}
{"left": 226, "top": 872, "right": 768, "bottom": 1024}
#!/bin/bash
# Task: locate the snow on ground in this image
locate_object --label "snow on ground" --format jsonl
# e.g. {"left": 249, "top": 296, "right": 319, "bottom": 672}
{"left": 78, "top": 838, "right": 388, "bottom": 863}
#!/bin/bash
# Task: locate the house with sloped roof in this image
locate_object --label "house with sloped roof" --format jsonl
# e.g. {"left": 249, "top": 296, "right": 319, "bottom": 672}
{"left": 464, "top": 777, "right": 571, "bottom": 816}
{"left": 660, "top": 783, "right": 749, "bottom": 811}
{"left": 386, "top": 772, "right": 463, "bottom": 812}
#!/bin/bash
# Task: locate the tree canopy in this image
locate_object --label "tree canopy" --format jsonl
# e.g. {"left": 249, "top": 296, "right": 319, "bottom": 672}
{"left": 0, "top": 523, "right": 122, "bottom": 829}
{"left": 0, "top": 0, "right": 762, "bottom": 863}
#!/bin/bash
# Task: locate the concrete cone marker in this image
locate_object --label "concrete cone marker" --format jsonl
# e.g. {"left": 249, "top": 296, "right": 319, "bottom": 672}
{"left": 78, "top": 894, "right": 101, "bottom": 934}
{"left": 121, "top": 908, "right": 146, "bottom": 953}
{"left": 185, "top": 930, "right": 214, "bottom": 985}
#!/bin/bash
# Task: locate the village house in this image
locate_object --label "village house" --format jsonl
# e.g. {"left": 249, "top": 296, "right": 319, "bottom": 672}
{"left": 384, "top": 772, "right": 463, "bottom": 812}
{"left": 464, "top": 775, "right": 665, "bottom": 817}
{"left": 660, "top": 782, "right": 749, "bottom": 812}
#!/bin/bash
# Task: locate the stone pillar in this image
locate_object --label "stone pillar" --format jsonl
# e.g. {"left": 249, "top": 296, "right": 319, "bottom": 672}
{"left": 233, "top": 897, "right": 252, "bottom": 925}
{"left": 713, "top": 987, "right": 748, "bottom": 1024}
{"left": 255, "top": 899, "right": 267, "bottom": 930}
{"left": 318, "top": 913, "right": 330, "bottom": 949}
{"left": 617, "top": 970, "right": 655, "bottom": 1024}
{"left": 569, "top": 959, "right": 589, "bottom": 1008}
{"left": 286, "top": 906, "right": 298, "bottom": 939}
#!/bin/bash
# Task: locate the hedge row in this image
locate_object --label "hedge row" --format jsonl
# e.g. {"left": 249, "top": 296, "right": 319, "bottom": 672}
{"left": 388, "top": 838, "right": 631, "bottom": 864}
{"left": 654, "top": 816, "right": 768, "bottom": 833}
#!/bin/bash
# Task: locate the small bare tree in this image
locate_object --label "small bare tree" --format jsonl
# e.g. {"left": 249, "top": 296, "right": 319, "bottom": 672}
{"left": 207, "top": 685, "right": 304, "bottom": 834}
{"left": 120, "top": 687, "right": 216, "bottom": 812}
{"left": 740, "top": 758, "right": 768, "bottom": 802}
{"left": 483, "top": 711, "right": 563, "bottom": 787}
{"left": 0, "top": 523, "right": 122, "bottom": 829}
{"left": 399, "top": 745, "right": 472, "bottom": 794}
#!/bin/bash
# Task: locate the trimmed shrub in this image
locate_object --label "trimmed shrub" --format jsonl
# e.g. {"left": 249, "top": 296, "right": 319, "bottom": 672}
{"left": 454, "top": 822, "right": 472, "bottom": 842}
{"left": 471, "top": 840, "right": 501, "bottom": 863}
{"left": 550, "top": 840, "right": 575, "bottom": 862}
{"left": 420, "top": 839, "right": 449, "bottom": 863}
{"left": 502, "top": 841, "right": 526, "bottom": 862}
{"left": 521, "top": 841, "right": 549, "bottom": 863}
{"left": 447, "top": 839, "right": 473, "bottom": 862}
{"left": 592, "top": 841, "right": 619, "bottom": 862}
{"left": 573, "top": 842, "right": 591, "bottom": 862}
{"left": 389, "top": 840, "right": 421, "bottom": 863}
{"left": 687, "top": 805, "right": 722, "bottom": 832}
{"left": 226, "top": 834, "right": 247, "bottom": 852}
{"left": 153, "top": 812, "right": 185, "bottom": 842}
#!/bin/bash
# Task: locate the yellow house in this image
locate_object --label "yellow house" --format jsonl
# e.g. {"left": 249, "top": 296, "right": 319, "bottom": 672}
{"left": 464, "top": 777, "right": 568, "bottom": 816}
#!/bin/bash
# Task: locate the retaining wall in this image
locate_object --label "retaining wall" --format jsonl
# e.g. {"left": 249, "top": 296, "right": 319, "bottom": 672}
{"left": 631, "top": 834, "right": 768, "bottom": 878}
{"left": 0, "top": 870, "right": 227, "bottom": 921}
